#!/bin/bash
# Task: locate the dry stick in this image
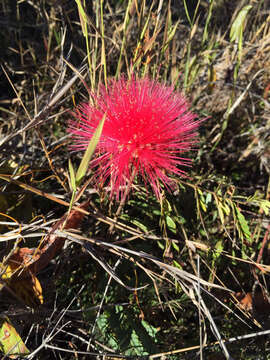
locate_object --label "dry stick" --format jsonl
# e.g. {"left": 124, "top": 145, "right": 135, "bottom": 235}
{"left": 196, "top": 255, "right": 204, "bottom": 360}
{"left": 195, "top": 282, "right": 232, "bottom": 360}
{"left": 64, "top": 232, "right": 228, "bottom": 291}
{"left": 1, "top": 65, "right": 32, "bottom": 121}
{"left": 256, "top": 177, "right": 270, "bottom": 264}
{"left": 26, "top": 285, "right": 86, "bottom": 360}
{"left": 87, "top": 259, "right": 121, "bottom": 351}
{"left": 257, "top": 223, "right": 270, "bottom": 264}
{"left": 149, "top": 329, "right": 270, "bottom": 359}
{"left": 65, "top": 230, "right": 253, "bottom": 331}
{"left": 36, "top": 129, "right": 68, "bottom": 192}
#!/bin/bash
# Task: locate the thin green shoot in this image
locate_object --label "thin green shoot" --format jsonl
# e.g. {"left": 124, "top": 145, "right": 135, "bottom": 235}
{"left": 68, "top": 113, "right": 106, "bottom": 213}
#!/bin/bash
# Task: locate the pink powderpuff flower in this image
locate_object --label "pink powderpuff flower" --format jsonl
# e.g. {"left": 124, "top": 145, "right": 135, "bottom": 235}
{"left": 68, "top": 77, "right": 200, "bottom": 201}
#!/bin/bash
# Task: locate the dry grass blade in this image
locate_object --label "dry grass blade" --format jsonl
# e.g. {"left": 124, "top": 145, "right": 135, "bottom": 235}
{"left": 63, "top": 230, "right": 230, "bottom": 292}
{"left": 149, "top": 328, "right": 270, "bottom": 359}
{"left": 83, "top": 242, "right": 147, "bottom": 291}
{"left": 0, "top": 64, "right": 87, "bottom": 149}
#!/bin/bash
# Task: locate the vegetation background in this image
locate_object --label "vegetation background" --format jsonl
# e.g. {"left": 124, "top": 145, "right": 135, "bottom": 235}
{"left": 1, "top": 0, "right": 270, "bottom": 359}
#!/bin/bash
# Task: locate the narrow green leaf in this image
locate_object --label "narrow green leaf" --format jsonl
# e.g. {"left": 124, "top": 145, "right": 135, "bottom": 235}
{"left": 173, "top": 260, "right": 182, "bottom": 269}
{"left": 235, "top": 206, "right": 251, "bottom": 242}
{"left": 182, "top": 0, "right": 192, "bottom": 26}
{"left": 172, "top": 240, "right": 180, "bottom": 252}
{"left": 221, "top": 201, "right": 231, "bottom": 216}
{"left": 213, "top": 240, "right": 223, "bottom": 261}
{"left": 75, "top": 113, "right": 106, "bottom": 186}
{"left": 217, "top": 201, "right": 225, "bottom": 225}
{"left": 75, "top": 0, "right": 88, "bottom": 37}
{"left": 260, "top": 200, "right": 270, "bottom": 216}
{"left": 131, "top": 219, "right": 148, "bottom": 233}
{"left": 200, "top": 199, "right": 207, "bottom": 212}
{"left": 230, "top": 5, "right": 252, "bottom": 43}
{"left": 68, "top": 158, "right": 76, "bottom": 192}
{"left": 162, "top": 21, "right": 180, "bottom": 53}
{"left": 166, "top": 215, "right": 176, "bottom": 231}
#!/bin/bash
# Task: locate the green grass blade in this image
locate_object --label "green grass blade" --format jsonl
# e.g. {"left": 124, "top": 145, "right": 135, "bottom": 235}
{"left": 75, "top": 113, "right": 106, "bottom": 186}
{"left": 68, "top": 158, "right": 77, "bottom": 192}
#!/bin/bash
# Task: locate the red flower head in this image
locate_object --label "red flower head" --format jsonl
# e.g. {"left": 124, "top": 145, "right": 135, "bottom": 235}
{"left": 69, "top": 77, "right": 200, "bottom": 200}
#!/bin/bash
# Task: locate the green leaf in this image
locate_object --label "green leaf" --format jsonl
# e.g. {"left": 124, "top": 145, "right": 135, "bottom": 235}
{"left": 131, "top": 219, "right": 148, "bottom": 233}
{"left": 260, "top": 200, "right": 270, "bottom": 216}
{"left": 166, "top": 215, "right": 176, "bottom": 232}
{"left": 200, "top": 199, "right": 207, "bottom": 212}
{"left": 172, "top": 240, "right": 180, "bottom": 252}
{"left": 230, "top": 5, "right": 252, "bottom": 43}
{"left": 141, "top": 320, "right": 158, "bottom": 338}
{"left": 217, "top": 201, "right": 225, "bottom": 225}
{"left": 173, "top": 260, "right": 182, "bottom": 269}
{"left": 68, "top": 158, "right": 76, "bottom": 192}
{"left": 157, "top": 241, "right": 165, "bottom": 250}
{"left": 235, "top": 206, "right": 251, "bottom": 242}
{"left": 162, "top": 21, "right": 180, "bottom": 53}
{"left": 75, "top": 0, "right": 88, "bottom": 37}
{"left": 75, "top": 113, "right": 106, "bottom": 186}
{"left": 0, "top": 317, "right": 30, "bottom": 358}
{"left": 221, "top": 201, "right": 231, "bottom": 216}
{"left": 205, "top": 192, "right": 212, "bottom": 205}
{"left": 213, "top": 240, "right": 223, "bottom": 261}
